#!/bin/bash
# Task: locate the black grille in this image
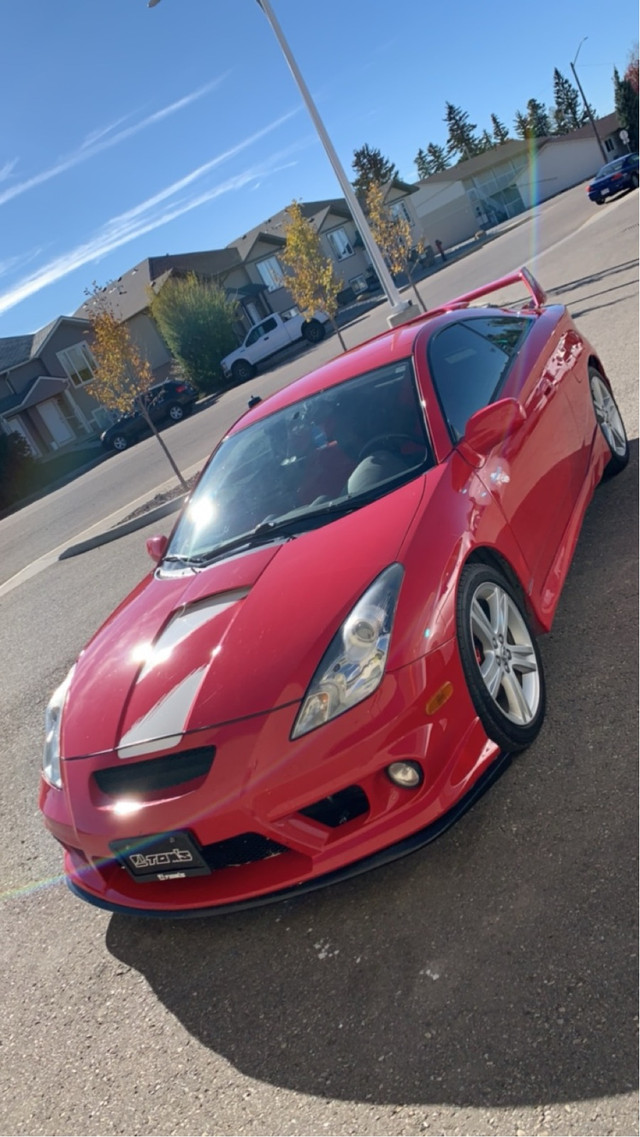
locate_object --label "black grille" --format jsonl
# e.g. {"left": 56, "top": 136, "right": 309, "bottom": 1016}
{"left": 201, "top": 832, "right": 288, "bottom": 870}
{"left": 94, "top": 747, "right": 214, "bottom": 797}
{"left": 299, "top": 785, "right": 369, "bottom": 828}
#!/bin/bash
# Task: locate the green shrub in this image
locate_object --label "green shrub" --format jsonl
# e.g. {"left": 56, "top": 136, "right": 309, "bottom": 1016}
{"left": 0, "top": 431, "right": 36, "bottom": 511}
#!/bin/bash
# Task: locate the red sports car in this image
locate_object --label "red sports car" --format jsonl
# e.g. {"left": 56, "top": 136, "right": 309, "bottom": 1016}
{"left": 40, "top": 268, "right": 628, "bottom": 916}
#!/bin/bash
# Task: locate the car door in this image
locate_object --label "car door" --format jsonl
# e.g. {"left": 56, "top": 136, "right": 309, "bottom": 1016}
{"left": 244, "top": 316, "right": 286, "bottom": 364}
{"left": 425, "top": 312, "right": 584, "bottom": 586}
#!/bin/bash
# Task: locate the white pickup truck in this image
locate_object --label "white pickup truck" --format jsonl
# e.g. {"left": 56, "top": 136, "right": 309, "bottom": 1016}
{"left": 221, "top": 309, "right": 329, "bottom": 383}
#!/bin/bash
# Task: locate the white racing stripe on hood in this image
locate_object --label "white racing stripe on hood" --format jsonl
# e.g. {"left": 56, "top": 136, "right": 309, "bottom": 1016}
{"left": 135, "top": 590, "right": 249, "bottom": 682}
{"left": 117, "top": 666, "right": 208, "bottom": 758}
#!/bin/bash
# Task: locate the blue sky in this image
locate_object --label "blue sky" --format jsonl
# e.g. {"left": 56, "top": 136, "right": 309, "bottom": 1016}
{"left": 0, "top": 0, "right": 636, "bottom": 337}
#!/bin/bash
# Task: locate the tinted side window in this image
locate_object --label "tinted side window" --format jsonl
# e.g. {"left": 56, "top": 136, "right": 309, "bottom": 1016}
{"left": 262, "top": 316, "right": 278, "bottom": 334}
{"left": 428, "top": 316, "right": 531, "bottom": 440}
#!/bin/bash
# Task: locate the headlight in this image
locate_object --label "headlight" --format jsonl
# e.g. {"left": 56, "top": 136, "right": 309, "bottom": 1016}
{"left": 42, "top": 666, "right": 75, "bottom": 788}
{"left": 292, "top": 564, "right": 404, "bottom": 739}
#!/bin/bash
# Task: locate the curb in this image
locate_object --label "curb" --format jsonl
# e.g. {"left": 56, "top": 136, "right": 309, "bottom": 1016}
{"left": 59, "top": 494, "right": 186, "bottom": 560}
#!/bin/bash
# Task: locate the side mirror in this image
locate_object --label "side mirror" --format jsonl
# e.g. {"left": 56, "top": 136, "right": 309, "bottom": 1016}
{"left": 146, "top": 534, "right": 168, "bottom": 564}
{"left": 459, "top": 398, "right": 527, "bottom": 466}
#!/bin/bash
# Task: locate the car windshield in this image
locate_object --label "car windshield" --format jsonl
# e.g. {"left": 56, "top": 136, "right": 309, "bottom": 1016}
{"left": 165, "top": 359, "right": 432, "bottom": 565}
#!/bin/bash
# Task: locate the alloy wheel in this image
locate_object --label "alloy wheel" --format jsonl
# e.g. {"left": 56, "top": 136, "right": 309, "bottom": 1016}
{"left": 470, "top": 580, "right": 541, "bottom": 726}
{"left": 590, "top": 373, "right": 627, "bottom": 458}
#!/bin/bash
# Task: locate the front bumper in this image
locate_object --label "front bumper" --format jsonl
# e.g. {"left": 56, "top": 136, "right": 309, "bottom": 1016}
{"left": 40, "top": 641, "right": 502, "bottom": 915}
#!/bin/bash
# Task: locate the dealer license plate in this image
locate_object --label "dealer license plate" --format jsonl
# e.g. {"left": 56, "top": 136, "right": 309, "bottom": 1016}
{"left": 110, "top": 831, "right": 211, "bottom": 881}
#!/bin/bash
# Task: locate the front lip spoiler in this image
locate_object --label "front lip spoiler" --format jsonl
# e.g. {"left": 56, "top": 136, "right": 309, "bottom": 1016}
{"left": 68, "top": 749, "right": 512, "bottom": 919}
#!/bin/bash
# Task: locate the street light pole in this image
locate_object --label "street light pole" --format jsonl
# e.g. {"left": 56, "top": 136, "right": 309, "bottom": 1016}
{"left": 148, "top": 0, "right": 413, "bottom": 327}
{"left": 571, "top": 37, "right": 607, "bottom": 165}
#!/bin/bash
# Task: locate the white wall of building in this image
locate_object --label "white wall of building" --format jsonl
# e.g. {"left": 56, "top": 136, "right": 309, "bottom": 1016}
{"left": 517, "top": 138, "right": 608, "bottom": 207}
{"left": 410, "top": 181, "right": 478, "bottom": 249}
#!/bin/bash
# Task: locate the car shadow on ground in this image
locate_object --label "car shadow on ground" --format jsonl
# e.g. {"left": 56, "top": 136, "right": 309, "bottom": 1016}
{"left": 546, "top": 258, "right": 640, "bottom": 297}
{"left": 106, "top": 445, "right": 638, "bottom": 1110}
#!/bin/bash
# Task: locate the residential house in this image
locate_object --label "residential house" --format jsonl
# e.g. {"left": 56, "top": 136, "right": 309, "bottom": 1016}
{"left": 225, "top": 198, "right": 384, "bottom": 310}
{"left": 71, "top": 201, "right": 398, "bottom": 388}
{"left": 409, "top": 113, "right": 626, "bottom": 250}
{"left": 74, "top": 249, "right": 260, "bottom": 386}
{"left": 0, "top": 317, "right": 103, "bottom": 458}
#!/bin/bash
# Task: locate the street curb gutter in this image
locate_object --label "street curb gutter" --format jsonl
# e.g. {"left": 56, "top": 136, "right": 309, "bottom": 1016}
{"left": 59, "top": 495, "right": 186, "bottom": 560}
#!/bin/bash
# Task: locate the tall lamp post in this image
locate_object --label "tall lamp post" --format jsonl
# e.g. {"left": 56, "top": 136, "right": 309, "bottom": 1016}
{"left": 570, "top": 37, "right": 607, "bottom": 165}
{"left": 148, "top": 0, "right": 413, "bottom": 327}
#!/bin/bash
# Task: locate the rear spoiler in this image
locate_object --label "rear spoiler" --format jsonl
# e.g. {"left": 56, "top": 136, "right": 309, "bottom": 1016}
{"left": 442, "top": 266, "right": 547, "bottom": 310}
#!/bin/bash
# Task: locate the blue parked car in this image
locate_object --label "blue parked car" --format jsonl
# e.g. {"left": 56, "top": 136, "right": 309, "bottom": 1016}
{"left": 587, "top": 153, "right": 639, "bottom": 205}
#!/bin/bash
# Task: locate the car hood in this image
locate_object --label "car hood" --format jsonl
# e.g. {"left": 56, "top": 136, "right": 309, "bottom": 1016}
{"left": 61, "top": 479, "right": 426, "bottom": 759}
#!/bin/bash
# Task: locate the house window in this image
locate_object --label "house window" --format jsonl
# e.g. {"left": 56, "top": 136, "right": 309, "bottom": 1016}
{"left": 605, "top": 137, "right": 615, "bottom": 153}
{"left": 349, "top": 274, "right": 369, "bottom": 296}
{"left": 390, "top": 201, "right": 411, "bottom": 225}
{"left": 57, "top": 342, "right": 97, "bottom": 387}
{"left": 6, "top": 417, "right": 41, "bottom": 458}
{"left": 256, "top": 256, "right": 284, "bottom": 292}
{"left": 92, "top": 406, "right": 115, "bottom": 431}
{"left": 327, "top": 227, "right": 353, "bottom": 260}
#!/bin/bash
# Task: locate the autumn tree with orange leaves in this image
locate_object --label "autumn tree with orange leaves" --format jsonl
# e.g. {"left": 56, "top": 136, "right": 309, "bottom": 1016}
{"left": 85, "top": 282, "right": 187, "bottom": 489}
{"left": 364, "top": 182, "right": 426, "bottom": 312}
{"left": 281, "top": 202, "right": 347, "bottom": 351}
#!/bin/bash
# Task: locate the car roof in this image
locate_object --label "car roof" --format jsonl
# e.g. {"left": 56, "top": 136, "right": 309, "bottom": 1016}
{"left": 233, "top": 317, "right": 430, "bottom": 432}
{"left": 234, "top": 305, "right": 531, "bottom": 433}
{"left": 232, "top": 268, "right": 547, "bottom": 434}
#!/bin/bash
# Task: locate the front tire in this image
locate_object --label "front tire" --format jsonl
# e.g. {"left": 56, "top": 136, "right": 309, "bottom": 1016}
{"left": 111, "top": 434, "right": 129, "bottom": 452}
{"left": 456, "top": 563, "right": 546, "bottom": 753}
{"left": 231, "top": 359, "right": 255, "bottom": 383}
{"left": 301, "top": 319, "right": 326, "bottom": 344}
{"left": 167, "top": 404, "right": 184, "bottom": 422}
{"left": 589, "top": 367, "right": 629, "bottom": 478}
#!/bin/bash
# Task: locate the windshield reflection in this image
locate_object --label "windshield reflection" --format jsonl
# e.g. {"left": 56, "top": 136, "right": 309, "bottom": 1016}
{"left": 165, "top": 359, "right": 432, "bottom": 566}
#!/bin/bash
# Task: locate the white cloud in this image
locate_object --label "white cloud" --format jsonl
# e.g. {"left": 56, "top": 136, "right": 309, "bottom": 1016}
{"left": 0, "top": 159, "right": 18, "bottom": 183}
{"left": 0, "top": 120, "right": 305, "bottom": 318}
{"left": 0, "top": 78, "right": 228, "bottom": 209}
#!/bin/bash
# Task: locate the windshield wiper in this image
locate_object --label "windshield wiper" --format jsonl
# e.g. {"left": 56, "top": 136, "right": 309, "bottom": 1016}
{"left": 163, "top": 519, "right": 296, "bottom": 568}
{"left": 164, "top": 492, "right": 391, "bottom": 569}
{"left": 163, "top": 501, "right": 361, "bottom": 569}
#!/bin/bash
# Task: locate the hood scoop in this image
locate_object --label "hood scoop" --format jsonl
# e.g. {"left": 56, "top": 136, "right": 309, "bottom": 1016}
{"left": 117, "top": 589, "right": 249, "bottom": 758}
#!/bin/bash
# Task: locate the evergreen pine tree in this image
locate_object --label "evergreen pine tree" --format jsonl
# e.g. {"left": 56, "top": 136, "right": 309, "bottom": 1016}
{"left": 444, "top": 102, "right": 481, "bottom": 161}
{"left": 614, "top": 62, "right": 639, "bottom": 150}
{"left": 513, "top": 110, "right": 531, "bottom": 140}
{"left": 414, "top": 148, "right": 430, "bottom": 180}
{"left": 552, "top": 69, "right": 583, "bottom": 133}
{"left": 526, "top": 98, "right": 552, "bottom": 137}
{"left": 490, "top": 114, "right": 510, "bottom": 144}
{"left": 352, "top": 145, "right": 397, "bottom": 195}
{"left": 427, "top": 142, "right": 450, "bottom": 171}
{"left": 414, "top": 143, "right": 450, "bottom": 179}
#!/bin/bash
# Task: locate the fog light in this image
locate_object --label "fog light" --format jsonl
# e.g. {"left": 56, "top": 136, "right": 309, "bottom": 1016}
{"left": 386, "top": 761, "right": 423, "bottom": 788}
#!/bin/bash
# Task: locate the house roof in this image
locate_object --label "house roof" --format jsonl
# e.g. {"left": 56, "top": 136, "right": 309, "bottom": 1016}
{"left": 0, "top": 335, "right": 35, "bottom": 372}
{"left": 0, "top": 317, "right": 91, "bottom": 375}
{"left": 544, "top": 110, "right": 620, "bottom": 143}
{"left": 418, "top": 139, "right": 543, "bottom": 185}
{"left": 74, "top": 249, "right": 243, "bottom": 323}
{"left": 0, "top": 375, "right": 67, "bottom": 416}
{"left": 227, "top": 199, "right": 351, "bottom": 261}
{"left": 416, "top": 114, "right": 621, "bottom": 186}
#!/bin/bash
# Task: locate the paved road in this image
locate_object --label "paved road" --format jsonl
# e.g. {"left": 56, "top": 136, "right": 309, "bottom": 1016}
{"left": 0, "top": 188, "right": 637, "bottom": 1137}
{"left": 1, "top": 184, "right": 637, "bottom": 591}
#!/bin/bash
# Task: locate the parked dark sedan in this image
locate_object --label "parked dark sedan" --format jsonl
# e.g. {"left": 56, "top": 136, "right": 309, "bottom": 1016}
{"left": 587, "top": 153, "right": 639, "bottom": 204}
{"left": 100, "top": 380, "right": 198, "bottom": 452}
